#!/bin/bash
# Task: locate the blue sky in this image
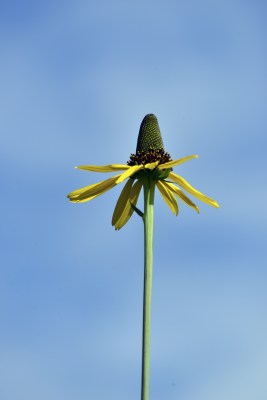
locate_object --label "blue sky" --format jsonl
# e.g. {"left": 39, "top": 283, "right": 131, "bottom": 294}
{"left": 1, "top": 0, "right": 267, "bottom": 399}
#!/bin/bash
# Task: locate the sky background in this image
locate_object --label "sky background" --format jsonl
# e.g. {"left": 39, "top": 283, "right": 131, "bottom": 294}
{"left": 1, "top": 0, "right": 267, "bottom": 399}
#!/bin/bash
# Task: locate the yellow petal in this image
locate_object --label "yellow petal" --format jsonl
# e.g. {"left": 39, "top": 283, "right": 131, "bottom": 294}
{"left": 112, "top": 179, "right": 135, "bottom": 226}
{"left": 144, "top": 161, "right": 160, "bottom": 170}
{"left": 163, "top": 181, "right": 199, "bottom": 213}
{"left": 68, "top": 194, "right": 99, "bottom": 203}
{"left": 67, "top": 174, "right": 121, "bottom": 203}
{"left": 115, "top": 165, "right": 143, "bottom": 184}
{"left": 158, "top": 155, "right": 198, "bottom": 170}
{"left": 114, "top": 180, "right": 143, "bottom": 230}
{"left": 169, "top": 172, "right": 220, "bottom": 208}
{"left": 76, "top": 164, "right": 130, "bottom": 172}
{"left": 156, "top": 181, "right": 178, "bottom": 215}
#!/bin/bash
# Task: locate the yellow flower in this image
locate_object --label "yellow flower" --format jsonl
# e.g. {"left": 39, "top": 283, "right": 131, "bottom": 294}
{"left": 67, "top": 114, "right": 219, "bottom": 230}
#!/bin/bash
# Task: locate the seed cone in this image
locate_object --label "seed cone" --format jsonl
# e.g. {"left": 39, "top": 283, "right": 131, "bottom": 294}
{"left": 136, "top": 114, "right": 164, "bottom": 153}
{"left": 127, "top": 114, "right": 171, "bottom": 166}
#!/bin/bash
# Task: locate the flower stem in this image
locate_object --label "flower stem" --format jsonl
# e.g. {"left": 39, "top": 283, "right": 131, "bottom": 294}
{"left": 141, "top": 178, "right": 155, "bottom": 400}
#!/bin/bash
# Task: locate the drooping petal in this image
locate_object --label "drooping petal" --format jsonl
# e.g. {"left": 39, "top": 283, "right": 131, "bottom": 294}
{"left": 157, "top": 155, "right": 198, "bottom": 170}
{"left": 163, "top": 181, "right": 199, "bottom": 213}
{"left": 112, "top": 179, "right": 135, "bottom": 226}
{"left": 169, "top": 172, "right": 220, "bottom": 208}
{"left": 76, "top": 164, "right": 130, "bottom": 172}
{"left": 67, "top": 174, "right": 121, "bottom": 203}
{"left": 114, "top": 180, "right": 143, "bottom": 230}
{"left": 156, "top": 181, "right": 178, "bottom": 215}
{"left": 115, "top": 165, "right": 143, "bottom": 184}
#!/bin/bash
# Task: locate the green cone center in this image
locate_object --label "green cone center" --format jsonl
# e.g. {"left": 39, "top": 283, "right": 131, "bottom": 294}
{"left": 136, "top": 114, "right": 164, "bottom": 153}
{"left": 127, "top": 114, "right": 172, "bottom": 167}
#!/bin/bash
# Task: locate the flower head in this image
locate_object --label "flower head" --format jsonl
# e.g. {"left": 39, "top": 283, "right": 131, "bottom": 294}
{"left": 67, "top": 114, "right": 219, "bottom": 230}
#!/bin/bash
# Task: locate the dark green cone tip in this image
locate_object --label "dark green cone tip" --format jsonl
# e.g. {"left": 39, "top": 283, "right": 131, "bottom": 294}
{"left": 136, "top": 114, "right": 164, "bottom": 153}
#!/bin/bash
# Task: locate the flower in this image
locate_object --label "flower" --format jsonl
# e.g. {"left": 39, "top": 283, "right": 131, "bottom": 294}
{"left": 67, "top": 114, "right": 219, "bottom": 230}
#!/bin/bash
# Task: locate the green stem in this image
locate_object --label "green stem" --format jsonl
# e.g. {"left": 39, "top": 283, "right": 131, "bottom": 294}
{"left": 141, "top": 178, "right": 155, "bottom": 400}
